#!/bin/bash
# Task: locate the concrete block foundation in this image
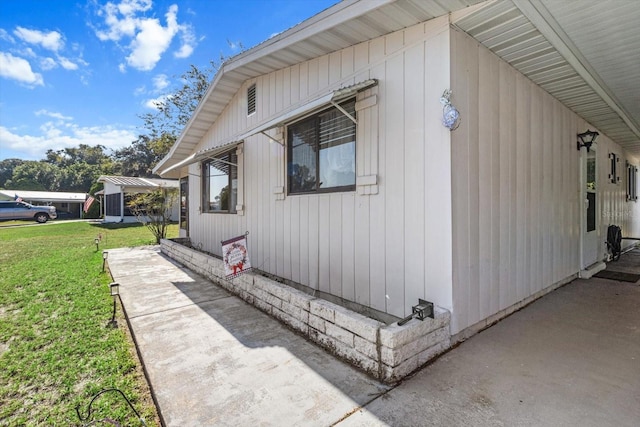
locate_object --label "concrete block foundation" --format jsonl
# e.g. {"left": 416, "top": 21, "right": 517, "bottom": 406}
{"left": 161, "top": 238, "right": 451, "bottom": 383}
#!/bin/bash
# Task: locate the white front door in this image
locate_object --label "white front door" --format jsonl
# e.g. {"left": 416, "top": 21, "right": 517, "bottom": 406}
{"left": 581, "top": 144, "right": 599, "bottom": 268}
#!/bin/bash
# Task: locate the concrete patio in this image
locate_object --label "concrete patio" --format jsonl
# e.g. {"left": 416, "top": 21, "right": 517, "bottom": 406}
{"left": 107, "top": 246, "right": 640, "bottom": 426}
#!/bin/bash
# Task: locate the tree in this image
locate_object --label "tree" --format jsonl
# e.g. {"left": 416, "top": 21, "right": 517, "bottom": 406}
{"left": 45, "top": 145, "right": 109, "bottom": 168}
{"left": 6, "top": 161, "right": 63, "bottom": 191}
{"left": 127, "top": 187, "right": 178, "bottom": 244}
{"left": 140, "top": 62, "right": 218, "bottom": 139}
{"left": 0, "top": 159, "right": 24, "bottom": 189}
{"left": 114, "top": 133, "right": 175, "bottom": 177}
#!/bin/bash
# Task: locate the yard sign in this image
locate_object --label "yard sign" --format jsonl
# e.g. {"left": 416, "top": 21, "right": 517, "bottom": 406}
{"left": 221, "top": 234, "right": 252, "bottom": 279}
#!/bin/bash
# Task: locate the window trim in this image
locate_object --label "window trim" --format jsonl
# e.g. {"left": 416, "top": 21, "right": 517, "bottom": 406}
{"left": 286, "top": 98, "right": 357, "bottom": 195}
{"left": 201, "top": 149, "right": 238, "bottom": 214}
{"left": 180, "top": 176, "right": 189, "bottom": 230}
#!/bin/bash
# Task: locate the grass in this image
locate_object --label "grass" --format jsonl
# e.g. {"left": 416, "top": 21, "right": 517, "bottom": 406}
{"left": 0, "top": 221, "right": 178, "bottom": 426}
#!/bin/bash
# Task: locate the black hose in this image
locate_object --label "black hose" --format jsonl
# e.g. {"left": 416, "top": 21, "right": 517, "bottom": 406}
{"left": 76, "top": 388, "right": 146, "bottom": 426}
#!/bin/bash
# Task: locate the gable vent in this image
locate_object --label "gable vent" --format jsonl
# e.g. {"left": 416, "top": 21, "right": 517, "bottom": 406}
{"left": 247, "top": 84, "right": 256, "bottom": 116}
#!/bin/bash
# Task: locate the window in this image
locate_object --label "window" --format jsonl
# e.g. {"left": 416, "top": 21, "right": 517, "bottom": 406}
{"left": 105, "top": 194, "right": 133, "bottom": 216}
{"left": 202, "top": 150, "right": 237, "bottom": 213}
{"left": 247, "top": 84, "right": 256, "bottom": 116}
{"left": 180, "top": 177, "right": 189, "bottom": 229}
{"left": 287, "top": 99, "right": 356, "bottom": 194}
{"left": 627, "top": 163, "right": 637, "bottom": 201}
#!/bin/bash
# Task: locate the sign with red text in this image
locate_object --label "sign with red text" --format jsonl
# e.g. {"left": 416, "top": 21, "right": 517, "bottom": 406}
{"left": 222, "top": 234, "right": 252, "bottom": 279}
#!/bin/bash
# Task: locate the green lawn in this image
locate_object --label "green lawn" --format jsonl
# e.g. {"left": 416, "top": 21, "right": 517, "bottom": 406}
{"left": 0, "top": 221, "right": 177, "bottom": 426}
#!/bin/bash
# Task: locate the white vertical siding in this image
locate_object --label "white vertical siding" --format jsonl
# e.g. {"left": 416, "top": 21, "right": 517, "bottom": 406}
{"left": 450, "top": 28, "right": 639, "bottom": 334}
{"left": 182, "top": 16, "right": 454, "bottom": 321}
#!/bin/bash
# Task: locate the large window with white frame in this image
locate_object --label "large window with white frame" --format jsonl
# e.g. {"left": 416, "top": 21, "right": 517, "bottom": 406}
{"left": 202, "top": 150, "right": 237, "bottom": 213}
{"left": 287, "top": 99, "right": 356, "bottom": 194}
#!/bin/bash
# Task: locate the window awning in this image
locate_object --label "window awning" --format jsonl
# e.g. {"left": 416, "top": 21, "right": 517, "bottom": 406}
{"left": 237, "top": 78, "right": 377, "bottom": 142}
{"left": 159, "top": 139, "right": 240, "bottom": 176}
{"left": 158, "top": 79, "right": 377, "bottom": 176}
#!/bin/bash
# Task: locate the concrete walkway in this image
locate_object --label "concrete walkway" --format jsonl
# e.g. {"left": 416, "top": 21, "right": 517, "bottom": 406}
{"left": 108, "top": 246, "right": 640, "bottom": 427}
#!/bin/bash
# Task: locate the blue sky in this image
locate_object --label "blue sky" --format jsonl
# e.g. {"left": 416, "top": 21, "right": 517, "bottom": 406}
{"left": 0, "top": 0, "right": 337, "bottom": 161}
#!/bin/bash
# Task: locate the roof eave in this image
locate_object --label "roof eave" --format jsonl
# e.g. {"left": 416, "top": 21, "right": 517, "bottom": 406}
{"left": 154, "top": 0, "right": 396, "bottom": 176}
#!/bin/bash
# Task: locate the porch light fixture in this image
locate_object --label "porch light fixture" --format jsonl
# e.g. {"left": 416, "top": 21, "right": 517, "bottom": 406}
{"left": 577, "top": 129, "right": 599, "bottom": 152}
{"left": 107, "top": 282, "right": 120, "bottom": 328}
{"left": 102, "top": 251, "right": 108, "bottom": 272}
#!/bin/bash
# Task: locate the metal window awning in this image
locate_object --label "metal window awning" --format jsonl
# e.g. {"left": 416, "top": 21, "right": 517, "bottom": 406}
{"left": 159, "top": 139, "right": 240, "bottom": 176}
{"left": 236, "top": 78, "right": 377, "bottom": 143}
{"left": 159, "top": 79, "right": 377, "bottom": 176}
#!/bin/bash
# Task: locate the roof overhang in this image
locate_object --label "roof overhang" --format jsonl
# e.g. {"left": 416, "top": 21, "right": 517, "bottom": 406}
{"left": 452, "top": 0, "right": 640, "bottom": 153}
{"left": 98, "top": 175, "right": 179, "bottom": 190}
{"left": 0, "top": 190, "right": 87, "bottom": 203}
{"left": 154, "top": 0, "right": 484, "bottom": 176}
{"left": 156, "top": 0, "right": 640, "bottom": 176}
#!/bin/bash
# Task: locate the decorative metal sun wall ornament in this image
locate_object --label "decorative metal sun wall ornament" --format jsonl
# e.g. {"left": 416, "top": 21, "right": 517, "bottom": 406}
{"left": 440, "top": 89, "right": 460, "bottom": 131}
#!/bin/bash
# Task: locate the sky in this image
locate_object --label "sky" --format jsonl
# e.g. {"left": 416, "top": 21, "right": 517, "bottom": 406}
{"left": 0, "top": 0, "right": 338, "bottom": 161}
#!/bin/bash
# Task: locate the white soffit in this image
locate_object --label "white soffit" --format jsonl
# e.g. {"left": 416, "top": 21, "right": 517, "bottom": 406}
{"left": 154, "top": 0, "right": 485, "bottom": 176}
{"left": 453, "top": 0, "right": 640, "bottom": 154}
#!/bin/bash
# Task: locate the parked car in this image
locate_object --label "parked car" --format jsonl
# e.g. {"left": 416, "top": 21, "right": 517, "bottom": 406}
{"left": 0, "top": 201, "right": 57, "bottom": 223}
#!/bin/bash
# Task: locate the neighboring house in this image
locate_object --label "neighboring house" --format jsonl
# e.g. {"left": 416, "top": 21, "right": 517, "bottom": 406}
{"left": 0, "top": 189, "right": 87, "bottom": 218}
{"left": 154, "top": 0, "right": 639, "bottom": 351}
{"left": 97, "top": 176, "right": 179, "bottom": 223}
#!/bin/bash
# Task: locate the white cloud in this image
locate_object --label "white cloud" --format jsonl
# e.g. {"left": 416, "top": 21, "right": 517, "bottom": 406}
{"left": 35, "top": 110, "right": 73, "bottom": 121}
{"left": 95, "top": 1, "right": 140, "bottom": 41}
{"left": 0, "top": 122, "right": 137, "bottom": 159}
{"left": 0, "top": 29, "right": 15, "bottom": 43}
{"left": 0, "top": 52, "right": 44, "bottom": 86}
{"left": 174, "top": 24, "right": 195, "bottom": 58}
{"left": 57, "top": 56, "right": 78, "bottom": 70}
{"left": 174, "top": 41, "right": 193, "bottom": 59}
{"left": 14, "top": 27, "right": 64, "bottom": 52}
{"left": 40, "top": 57, "right": 58, "bottom": 70}
{"left": 144, "top": 94, "right": 167, "bottom": 110}
{"left": 93, "top": 1, "right": 196, "bottom": 71}
{"left": 125, "top": 5, "right": 180, "bottom": 71}
{"left": 20, "top": 47, "right": 37, "bottom": 58}
{"left": 2, "top": 27, "right": 86, "bottom": 81}
{"left": 152, "top": 73, "right": 169, "bottom": 92}
{"left": 134, "top": 85, "right": 146, "bottom": 96}
{"left": 116, "top": 0, "right": 152, "bottom": 16}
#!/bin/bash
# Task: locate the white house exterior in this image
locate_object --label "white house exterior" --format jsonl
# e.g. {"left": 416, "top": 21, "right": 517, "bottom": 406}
{"left": 98, "top": 176, "right": 179, "bottom": 223}
{"left": 154, "top": 0, "right": 640, "bottom": 373}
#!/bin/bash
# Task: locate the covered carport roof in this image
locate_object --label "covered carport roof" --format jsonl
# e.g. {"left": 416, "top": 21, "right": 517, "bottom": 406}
{"left": 97, "top": 175, "right": 179, "bottom": 192}
{"left": 0, "top": 190, "right": 87, "bottom": 203}
{"left": 155, "top": 0, "right": 640, "bottom": 177}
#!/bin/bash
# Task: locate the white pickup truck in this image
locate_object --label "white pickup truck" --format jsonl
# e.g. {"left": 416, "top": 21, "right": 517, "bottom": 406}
{"left": 0, "top": 201, "right": 57, "bottom": 223}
